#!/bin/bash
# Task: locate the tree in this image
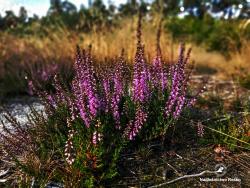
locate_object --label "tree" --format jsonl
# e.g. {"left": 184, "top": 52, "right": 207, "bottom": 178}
{"left": 151, "top": 0, "right": 181, "bottom": 16}
{"left": 183, "top": 0, "right": 201, "bottom": 7}
{"left": 47, "top": 0, "right": 63, "bottom": 16}
{"left": 0, "top": 14, "right": 4, "bottom": 29}
{"left": 88, "top": 0, "right": 93, "bottom": 7}
{"left": 61, "top": 1, "right": 78, "bottom": 28}
{"left": 18, "top": 6, "right": 28, "bottom": 23}
{"left": 89, "top": 0, "right": 110, "bottom": 26}
{"left": 107, "top": 0, "right": 116, "bottom": 16}
{"left": 28, "top": 14, "right": 39, "bottom": 23}
{"left": 3, "top": 10, "right": 18, "bottom": 28}
{"left": 61, "top": 1, "right": 77, "bottom": 15}
{"left": 239, "top": 0, "right": 250, "bottom": 18}
{"left": 119, "top": 0, "right": 139, "bottom": 16}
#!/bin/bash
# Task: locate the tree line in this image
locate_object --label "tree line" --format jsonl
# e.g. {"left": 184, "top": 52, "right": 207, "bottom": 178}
{"left": 0, "top": 0, "right": 249, "bottom": 31}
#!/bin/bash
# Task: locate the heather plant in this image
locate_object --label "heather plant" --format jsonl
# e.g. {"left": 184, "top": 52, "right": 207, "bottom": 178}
{"left": 25, "top": 62, "right": 59, "bottom": 96}
{"left": 0, "top": 15, "right": 203, "bottom": 187}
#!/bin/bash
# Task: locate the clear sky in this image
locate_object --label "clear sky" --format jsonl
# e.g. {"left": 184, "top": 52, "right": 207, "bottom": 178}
{"left": 0, "top": 0, "right": 127, "bottom": 17}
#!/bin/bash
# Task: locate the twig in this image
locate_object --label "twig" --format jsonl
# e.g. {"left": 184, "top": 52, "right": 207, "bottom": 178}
{"left": 165, "top": 163, "right": 182, "bottom": 177}
{"left": 0, "top": 179, "right": 7, "bottom": 183}
{"left": 0, "top": 169, "right": 9, "bottom": 177}
{"left": 31, "top": 177, "right": 35, "bottom": 188}
{"left": 148, "top": 170, "right": 217, "bottom": 188}
{"left": 129, "top": 169, "right": 136, "bottom": 175}
{"left": 0, "top": 159, "right": 15, "bottom": 166}
{"left": 175, "top": 153, "right": 183, "bottom": 159}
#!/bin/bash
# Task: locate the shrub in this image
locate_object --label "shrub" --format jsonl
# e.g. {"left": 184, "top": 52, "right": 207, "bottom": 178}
{"left": 0, "top": 16, "right": 203, "bottom": 187}
{"left": 165, "top": 16, "right": 243, "bottom": 57}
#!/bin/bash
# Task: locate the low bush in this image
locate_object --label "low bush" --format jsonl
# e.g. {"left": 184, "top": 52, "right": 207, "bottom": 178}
{"left": 165, "top": 15, "right": 244, "bottom": 58}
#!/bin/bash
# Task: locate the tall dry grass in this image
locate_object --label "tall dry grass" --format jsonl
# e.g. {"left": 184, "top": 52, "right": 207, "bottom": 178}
{"left": 0, "top": 17, "right": 250, "bottom": 97}
{"left": 184, "top": 43, "right": 250, "bottom": 80}
{"left": 0, "top": 17, "right": 172, "bottom": 68}
{"left": 0, "top": 27, "right": 75, "bottom": 96}
{"left": 81, "top": 17, "right": 172, "bottom": 62}
{"left": 2, "top": 17, "right": 249, "bottom": 69}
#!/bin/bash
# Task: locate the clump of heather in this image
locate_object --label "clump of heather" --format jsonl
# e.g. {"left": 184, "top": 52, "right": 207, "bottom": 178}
{"left": 43, "top": 17, "right": 199, "bottom": 183}
{"left": 25, "top": 63, "right": 57, "bottom": 94}
{"left": 25, "top": 60, "right": 73, "bottom": 97}
{"left": 1, "top": 15, "right": 203, "bottom": 187}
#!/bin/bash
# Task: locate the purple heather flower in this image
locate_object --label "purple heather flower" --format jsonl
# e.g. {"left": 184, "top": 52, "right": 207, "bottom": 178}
{"left": 107, "top": 54, "right": 126, "bottom": 127}
{"left": 72, "top": 47, "right": 100, "bottom": 126}
{"left": 102, "top": 76, "right": 111, "bottom": 112}
{"left": 127, "top": 106, "right": 148, "bottom": 140}
{"left": 151, "top": 57, "right": 160, "bottom": 88}
{"left": 54, "top": 75, "right": 66, "bottom": 103}
{"left": 51, "top": 64, "right": 58, "bottom": 73}
{"left": 111, "top": 94, "right": 120, "bottom": 127}
{"left": 67, "top": 96, "right": 77, "bottom": 121}
{"left": 197, "top": 121, "right": 205, "bottom": 137}
{"left": 187, "top": 97, "right": 196, "bottom": 107}
{"left": 151, "top": 55, "right": 168, "bottom": 92}
{"left": 173, "top": 95, "right": 186, "bottom": 119}
{"left": 187, "top": 86, "right": 206, "bottom": 107}
{"left": 88, "top": 95, "right": 99, "bottom": 117}
{"left": 72, "top": 79, "right": 91, "bottom": 128}
{"left": 92, "top": 131, "right": 101, "bottom": 145}
{"left": 80, "top": 57, "right": 99, "bottom": 118}
{"left": 165, "top": 44, "right": 191, "bottom": 118}
{"left": 28, "top": 80, "right": 34, "bottom": 96}
{"left": 160, "top": 69, "right": 168, "bottom": 92}
{"left": 132, "top": 46, "right": 150, "bottom": 103}
{"left": 47, "top": 94, "right": 56, "bottom": 108}
{"left": 41, "top": 70, "right": 49, "bottom": 81}
{"left": 65, "top": 128, "right": 75, "bottom": 165}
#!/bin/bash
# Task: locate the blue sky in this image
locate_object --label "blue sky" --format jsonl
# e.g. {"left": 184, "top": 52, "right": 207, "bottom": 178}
{"left": 0, "top": 0, "right": 127, "bottom": 17}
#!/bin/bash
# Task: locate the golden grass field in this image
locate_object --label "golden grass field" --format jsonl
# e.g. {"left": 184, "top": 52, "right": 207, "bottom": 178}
{"left": 0, "top": 18, "right": 249, "bottom": 80}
